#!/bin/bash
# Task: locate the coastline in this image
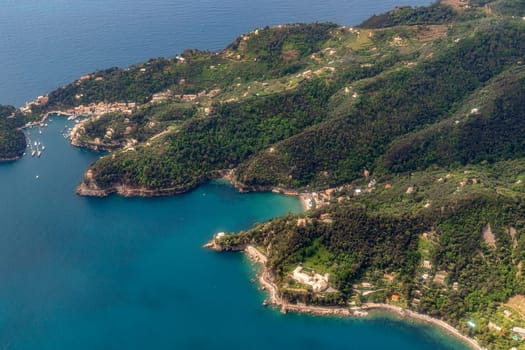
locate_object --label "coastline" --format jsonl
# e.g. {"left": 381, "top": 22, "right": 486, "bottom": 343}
{"left": 0, "top": 156, "right": 21, "bottom": 162}
{"left": 242, "top": 244, "right": 484, "bottom": 350}
{"left": 222, "top": 170, "right": 311, "bottom": 211}
{"left": 75, "top": 181, "right": 194, "bottom": 197}
{"left": 76, "top": 168, "right": 312, "bottom": 212}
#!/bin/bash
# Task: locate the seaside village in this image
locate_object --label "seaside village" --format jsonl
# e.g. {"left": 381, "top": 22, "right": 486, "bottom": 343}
{"left": 19, "top": 92, "right": 140, "bottom": 158}
{"left": 20, "top": 91, "right": 138, "bottom": 121}
{"left": 19, "top": 72, "right": 223, "bottom": 129}
{"left": 297, "top": 168, "right": 379, "bottom": 211}
{"left": 16, "top": 72, "right": 224, "bottom": 160}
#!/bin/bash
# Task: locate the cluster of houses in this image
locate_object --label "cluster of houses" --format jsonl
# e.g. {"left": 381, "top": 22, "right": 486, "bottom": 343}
{"left": 20, "top": 94, "right": 138, "bottom": 119}
{"left": 302, "top": 186, "right": 349, "bottom": 210}
{"left": 296, "top": 213, "right": 333, "bottom": 228}
{"left": 20, "top": 95, "right": 49, "bottom": 113}
{"left": 69, "top": 102, "right": 137, "bottom": 117}
{"left": 483, "top": 310, "right": 525, "bottom": 343}
{"left": 78, "top": 74, "right": 104, "bottom": 82}
{"left": 150, "top": 88, "right": 221, "bottom": 104}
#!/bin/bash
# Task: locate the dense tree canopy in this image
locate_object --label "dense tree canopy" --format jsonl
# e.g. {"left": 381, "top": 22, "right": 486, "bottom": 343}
{"left": 0, "top": 105, "right": 26, "bottom": 160}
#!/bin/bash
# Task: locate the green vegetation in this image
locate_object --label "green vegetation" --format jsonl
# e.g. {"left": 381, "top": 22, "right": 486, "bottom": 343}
{"left": 219, "top": 161, "right": 525, "bottom": 348}
{"left": 73, "top": 102, "right": 198, "bottom": 151}
{"left": 14, "top": 1, "right": 525, "bottom": 347}
{"left": 0, "top": 105, "right": 26, "bottom": 160}
{"left": 31, "top": 23, "right": 336, "bottom": 112}
{"left": 235, "top": 19, "right": 525, "bottom": 190}
{"left": 89, "top": 80, "right": 335, "bottom": 189}
{"left": 359, "top": 3, "right": 457, "bottom": 28}
{"left": 490, "top": 0, "right": 525, "bottom": 16}
{"left": 382, "top": 67, "right": 525, "bottom": 172}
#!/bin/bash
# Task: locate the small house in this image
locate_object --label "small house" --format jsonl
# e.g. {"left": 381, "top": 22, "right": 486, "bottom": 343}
{"left": 384, "top": 273, "right": 395, "bottom": 282}
{"left": 512, "top": 326, "right": 525, "bottom": 336}
{"left": 423, "top": 260, "right": 432, "bottom": 269}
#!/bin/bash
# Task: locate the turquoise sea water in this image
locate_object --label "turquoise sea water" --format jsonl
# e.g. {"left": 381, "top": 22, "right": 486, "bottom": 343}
{"left": 0, "top": 119, "right": 469, "bottom": 350}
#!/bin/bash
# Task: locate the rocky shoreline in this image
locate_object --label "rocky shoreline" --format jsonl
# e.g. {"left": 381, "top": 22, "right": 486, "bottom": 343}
{"left": 75, "top": 169, "right": 311, "bottom": 210}
{"left": 75, "top": 181, "right": 192, "bottom": 197}
{"left": 0, "top": 156, "right": 21, "bottom": 162}
{"left": 212, "top": 243, "right": 484, "bottom": 350}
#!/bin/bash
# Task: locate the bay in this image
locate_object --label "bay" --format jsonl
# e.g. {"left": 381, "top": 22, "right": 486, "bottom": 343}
{"left": 0, "top": 119, "right": 468, "bottom": 350}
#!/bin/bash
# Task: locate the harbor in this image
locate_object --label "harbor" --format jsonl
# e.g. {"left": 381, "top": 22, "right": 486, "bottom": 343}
{"left": 25, "top": 129, "right": 46, "bottom": 158}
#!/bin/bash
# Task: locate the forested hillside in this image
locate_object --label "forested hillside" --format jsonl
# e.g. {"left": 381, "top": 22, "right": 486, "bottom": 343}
{"left": 14, "top": 1, "right": 525, "bottom": 347}
{"left": 0, "top": 105, "right": 26, "bottom": 161}
{"left": 218, "top": 161, "right": 525, "bottom": 349}
{"left": 27, "top": 0, "right": 521, "bottom": 196}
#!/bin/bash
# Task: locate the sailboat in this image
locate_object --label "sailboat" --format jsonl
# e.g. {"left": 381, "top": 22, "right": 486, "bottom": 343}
{"left": 36, "top": 143, "right": 42, "bottom": 157}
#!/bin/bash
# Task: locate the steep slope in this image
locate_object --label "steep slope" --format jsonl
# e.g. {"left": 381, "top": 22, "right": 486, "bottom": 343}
{"left": 235, "top": 19, "right": 525, "bottom": 190}
{"left": 382, "top": 66, "right": 525, "bottom": 172}
{"left": 80, "top": 80, "right": 336, "bottom": 195}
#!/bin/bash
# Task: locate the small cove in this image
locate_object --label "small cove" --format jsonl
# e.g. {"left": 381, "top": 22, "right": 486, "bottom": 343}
{"left": 0, "top": 118, "right": 469, "bottom": 349}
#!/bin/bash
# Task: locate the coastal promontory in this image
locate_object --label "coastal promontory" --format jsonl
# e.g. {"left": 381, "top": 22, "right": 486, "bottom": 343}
{"left": 12, "top": 0, "right": 525, "bottom": 348}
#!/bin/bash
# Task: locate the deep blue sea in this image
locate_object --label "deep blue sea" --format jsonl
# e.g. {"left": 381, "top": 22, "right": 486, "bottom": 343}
{"left": 0, "top": 0, "right": 435, "bottom": 107}
{"left": 0, "top": 0, "right": 471, "bottom": 349}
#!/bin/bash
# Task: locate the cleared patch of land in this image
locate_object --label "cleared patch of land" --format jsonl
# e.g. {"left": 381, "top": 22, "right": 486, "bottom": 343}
{"left": 506, "top": 295, "right": 525, "bottom": 319}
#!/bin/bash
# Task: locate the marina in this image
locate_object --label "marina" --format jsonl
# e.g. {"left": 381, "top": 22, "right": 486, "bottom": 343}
{"left": 26, "top": 128, "right": 48, "bottom": 159}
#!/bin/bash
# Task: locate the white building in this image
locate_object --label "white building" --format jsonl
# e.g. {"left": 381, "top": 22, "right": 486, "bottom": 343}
{"left": 292, "top": 266, "right": 329, "bottom": 292}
